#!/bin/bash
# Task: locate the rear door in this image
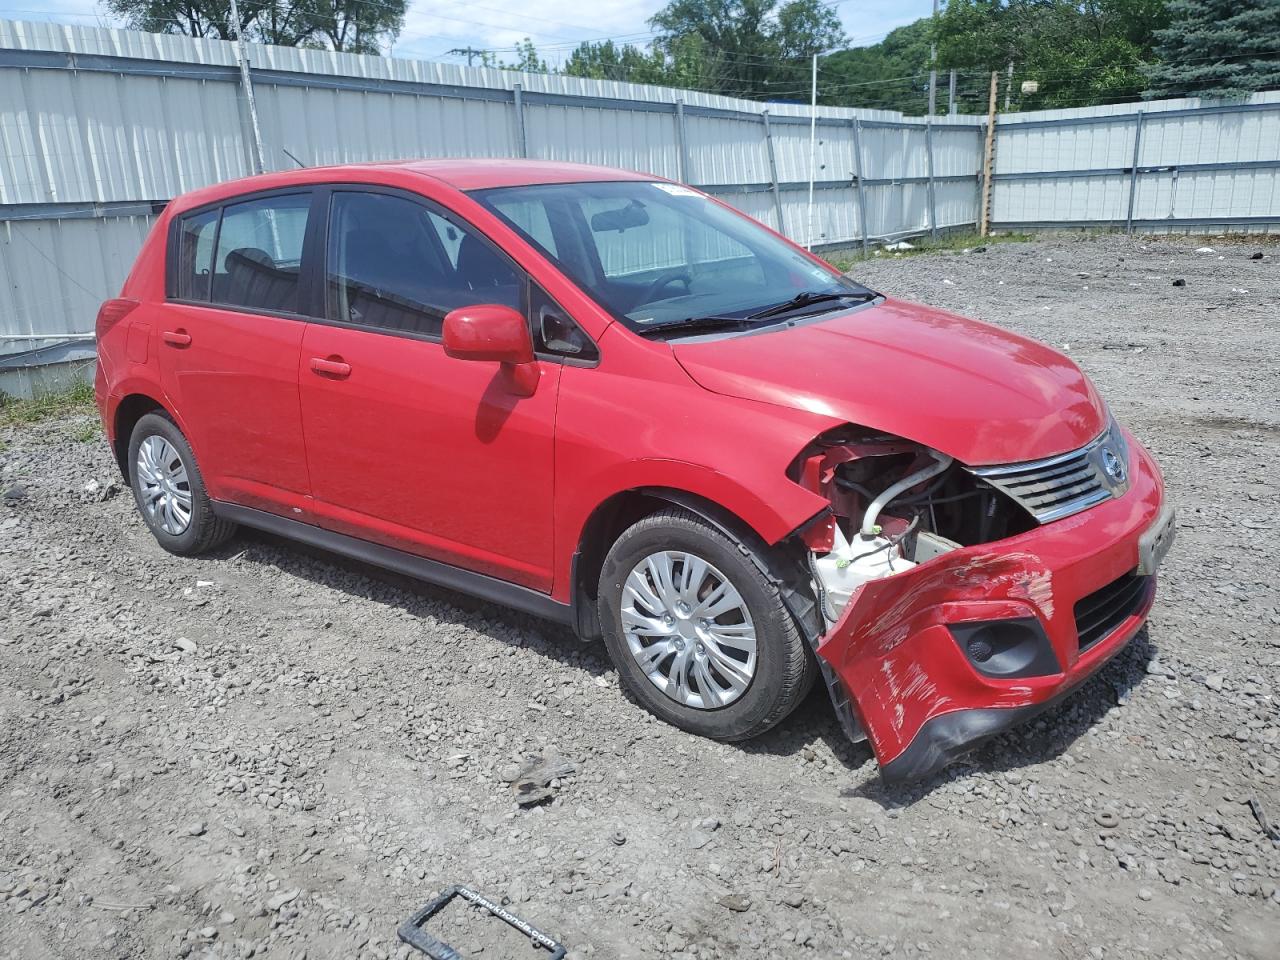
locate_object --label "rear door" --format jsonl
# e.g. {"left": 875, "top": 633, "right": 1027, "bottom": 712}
{"left": 297, "top": 187, "right": 563, "bottom": 591}
{"left": 159, "top": 191, "right": 318, "bottom": 516}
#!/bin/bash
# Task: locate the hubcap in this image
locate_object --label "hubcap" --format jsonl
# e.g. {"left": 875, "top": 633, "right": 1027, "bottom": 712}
{"left": 621, "top": 551, "right": 758, "bottom": 709}
{"left": 135, "top": 435, "right": 193, "bottom": 535}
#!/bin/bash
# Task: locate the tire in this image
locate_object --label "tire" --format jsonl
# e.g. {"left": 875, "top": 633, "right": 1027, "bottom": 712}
{"left": 597, "top": 507, "right": 815, "bottom": 742}
{"left": 127, "top": 411, "right": 236, "bottom": 556}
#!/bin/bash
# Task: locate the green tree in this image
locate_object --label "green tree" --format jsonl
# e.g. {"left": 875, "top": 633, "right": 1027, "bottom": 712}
{"left": 299, "top": 0, "right": 406, "bottom": 54}
{"left": 562, "top": 34, "right": 716, "bottom": 88}
{"left": 933, "top": 0, "right": 1171, "bottom": 110}
{"left": 818, "top": 18, "right": 934, "bottom": 113}
{"left": 502, "top": 38, "right": 549, "bottom": 73}
{"left": 563, "top": 40, "right": 669, "bottom": 83}
{"left": 647, "top": 0, "right": 845, "bottom": 97}
{"left": 105, "top": 0, "right": 405, "bottom": 52}
{"left": 1144, "top": 0, "right": 1280, "bottom": 99}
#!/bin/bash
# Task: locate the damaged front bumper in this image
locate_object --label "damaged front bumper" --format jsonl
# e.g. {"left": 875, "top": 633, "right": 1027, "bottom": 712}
{"left": 817, "top": 432, "right": 1171, "bottom": 783}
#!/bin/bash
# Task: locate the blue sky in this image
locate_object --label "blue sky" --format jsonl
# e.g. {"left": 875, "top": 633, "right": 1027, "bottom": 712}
{"left": 0, "top": 1, "right": 935, "bottom": 65}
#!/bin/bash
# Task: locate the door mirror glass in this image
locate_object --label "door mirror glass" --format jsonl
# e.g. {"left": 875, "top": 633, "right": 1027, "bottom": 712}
{"left": 442, "top": 305, "right": 534, "bottom": 365}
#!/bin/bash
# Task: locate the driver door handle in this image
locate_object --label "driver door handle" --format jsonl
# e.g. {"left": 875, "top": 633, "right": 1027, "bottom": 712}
{"left": 310, "top": 357, "right": 352, "bottom": 379}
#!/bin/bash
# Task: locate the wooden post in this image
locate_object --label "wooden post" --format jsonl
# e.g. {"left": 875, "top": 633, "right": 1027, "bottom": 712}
{"left": 852, "top": 118, "right": 871, "bottom": 255}
{"left": 228, "top": 0, "right": 264, "bottom": 174}
{"left": 925, "top": 120, "right": 938, "bottom": 238}
{"left": 979, "top": 71, "right": 999, "bottom": 237}
{"left": 512, "top": 83, "right": 528, "bottom": 158}
{"left": 1125, "top": 111, "right": 1146, "bottom": 235}
{"left": 762, "top": 111, "right": 785, "bottom": 233}
{"left": 674, "top": 99, "right": 690, "bottom": 184}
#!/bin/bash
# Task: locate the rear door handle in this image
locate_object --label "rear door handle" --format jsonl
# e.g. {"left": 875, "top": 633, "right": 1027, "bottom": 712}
{"left": 310, "top": 356, "right": 351, "bottom": 379}
{"left": 162, "top": 330, "right": 192, "bottom": 347}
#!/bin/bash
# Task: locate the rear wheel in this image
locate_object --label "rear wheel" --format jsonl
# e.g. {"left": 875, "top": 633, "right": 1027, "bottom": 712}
{"left": 127, "top": 412, "right": 236, "bottom": 556}
{"left": 597, "top": 507, "right": 814, "bottom": 741}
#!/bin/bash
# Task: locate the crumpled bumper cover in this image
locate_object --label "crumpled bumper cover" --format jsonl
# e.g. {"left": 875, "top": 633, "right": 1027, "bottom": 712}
{"left": 817, "top": 431, "right": 1166, "bottom": 782}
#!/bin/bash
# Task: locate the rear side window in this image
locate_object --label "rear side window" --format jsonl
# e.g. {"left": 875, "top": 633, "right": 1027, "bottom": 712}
{"left": 212, "top": 194, "right": 311, "bottom": 314}
{"left": 175, "top": 208, "right": 219, "bottom": 301}
{"left": 325, "top": 191, "right": 522, "bottom": 337}
{"left": 171, "top": 193, "right": 312, "bottom": 314}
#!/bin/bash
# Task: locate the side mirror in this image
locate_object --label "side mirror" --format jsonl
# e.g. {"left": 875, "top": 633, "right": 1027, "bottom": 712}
{"left": 443, "top": 304, "right": 534, "bottom": 364}
{"left": 442, "top": 304, "right": 538, "bottom": 396}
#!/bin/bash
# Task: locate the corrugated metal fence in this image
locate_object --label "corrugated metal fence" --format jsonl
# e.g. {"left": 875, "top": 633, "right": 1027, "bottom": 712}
{"left": 1, "top": 18, "right": 1278, "bottom": 370}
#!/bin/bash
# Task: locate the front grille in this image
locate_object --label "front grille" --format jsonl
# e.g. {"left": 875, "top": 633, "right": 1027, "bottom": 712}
{"left": 967, "top": 422, "right": 1130, "bottom": 524}
{"left": 1073, "top": 572, "right": 1152, "bottom": 650}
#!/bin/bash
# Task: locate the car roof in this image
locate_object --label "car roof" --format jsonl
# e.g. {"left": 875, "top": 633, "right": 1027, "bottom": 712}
{"left": 396, "top": 158, "right": 658, "bottom": 190}
{"left": 167, "top": 159, "right": 659, "bottom": 214}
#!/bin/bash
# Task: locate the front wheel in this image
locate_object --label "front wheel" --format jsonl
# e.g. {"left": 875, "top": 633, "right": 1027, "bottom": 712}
{"left": 597, "top": 508, "right": 815, "bottom": 741}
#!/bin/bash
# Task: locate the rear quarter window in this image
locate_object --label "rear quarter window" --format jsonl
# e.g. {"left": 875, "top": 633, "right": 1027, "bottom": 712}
{"left": 174, "top": 208, "right": 219, "bottom": 301}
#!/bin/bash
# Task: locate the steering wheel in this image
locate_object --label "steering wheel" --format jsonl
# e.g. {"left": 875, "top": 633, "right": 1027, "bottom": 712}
{"left": 641, "top": 269, "right": 692, "bottom": 303}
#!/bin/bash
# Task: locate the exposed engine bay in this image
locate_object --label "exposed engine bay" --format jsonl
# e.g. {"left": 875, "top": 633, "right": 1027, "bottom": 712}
{"left": 791, "top": 426, "right": 1038, "bottom": 624}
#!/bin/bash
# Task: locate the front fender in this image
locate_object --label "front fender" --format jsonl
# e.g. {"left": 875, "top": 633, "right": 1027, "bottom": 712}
{"left": 551, "top": 336, "right": 840, "bottom": 603}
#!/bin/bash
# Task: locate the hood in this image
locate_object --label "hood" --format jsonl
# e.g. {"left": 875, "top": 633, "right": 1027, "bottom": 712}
{"left": 672, "top": 297, "right": 1107, "bottom": 466}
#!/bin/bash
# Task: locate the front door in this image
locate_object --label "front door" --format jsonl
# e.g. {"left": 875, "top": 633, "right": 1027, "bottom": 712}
{"left": 297, "top": 188, "right": 561, "bottom": 592}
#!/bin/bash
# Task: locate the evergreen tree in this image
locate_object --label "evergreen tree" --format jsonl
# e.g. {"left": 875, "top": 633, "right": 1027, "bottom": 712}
{"left": 1144, "top": 0, "right": 1280, "bottom": 99}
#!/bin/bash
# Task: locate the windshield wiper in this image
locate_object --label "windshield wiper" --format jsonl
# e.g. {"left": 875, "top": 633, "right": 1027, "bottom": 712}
{"left": 634, "top": 314, "right": 759, "bottom": 338}
{"left": 746, "top": 289, "right": 875, "bottom": 321}
{"left": 634, "top": 289, "right": 877, "bottom": 338}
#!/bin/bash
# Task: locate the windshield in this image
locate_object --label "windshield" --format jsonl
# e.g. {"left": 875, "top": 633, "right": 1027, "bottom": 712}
{"left": 471, "top": 181, "right": 875, "bottom": 334}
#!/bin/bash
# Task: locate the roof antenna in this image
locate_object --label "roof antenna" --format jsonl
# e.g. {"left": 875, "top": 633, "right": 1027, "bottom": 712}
{"left": 282, "top": 147, "right": 307, "bottom": 169}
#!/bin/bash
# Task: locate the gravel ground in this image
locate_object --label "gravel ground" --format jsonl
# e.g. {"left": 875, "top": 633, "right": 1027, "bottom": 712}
{"left": 2, "top": 234, "right": 1278, "bottom": 960}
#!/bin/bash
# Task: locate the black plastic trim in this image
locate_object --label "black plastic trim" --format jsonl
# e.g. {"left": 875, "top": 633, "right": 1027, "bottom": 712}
{"left": 879, "top": 701, "right": 1051, "bottom": 783}
{"left": 879, "top": 627, "right": 1140, "bottom": 783}
{"left": 1075, "top": 573, "right": 1152, "bottom": 650}
{"left": 212, "top": 502, "right": 574, "bottom": 626}
{"left": 948, "top": 616, "right": 1061, "bottom": 679}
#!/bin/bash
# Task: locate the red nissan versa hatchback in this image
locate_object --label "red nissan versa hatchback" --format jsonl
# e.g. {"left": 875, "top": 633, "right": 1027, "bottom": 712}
{"left": 95, "top": 160, "right": 1175, "bottom": 781}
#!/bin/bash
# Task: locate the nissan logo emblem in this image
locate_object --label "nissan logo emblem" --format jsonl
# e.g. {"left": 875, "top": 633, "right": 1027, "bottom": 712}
{"left": 1101, "top": 446, "right": 1126, "bottom": 483}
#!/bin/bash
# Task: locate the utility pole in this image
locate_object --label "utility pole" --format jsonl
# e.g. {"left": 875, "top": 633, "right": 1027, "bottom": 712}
{"left": 927, "top": 0, "right": 938, "bottom": 116}
{"left": 227, "top": 0, "right": 264, "bottom": 175}
{"left": 1004, "top": 61, "right": 1014, "bottom": 111}
{"left": 806, "top": 52, "right": 819, "bottom": 250}
{"left": 948, "top": 69, "right": 957, "bottom": 116}
{"left": 449, "top": 46, "right": 486, "bottom": 67}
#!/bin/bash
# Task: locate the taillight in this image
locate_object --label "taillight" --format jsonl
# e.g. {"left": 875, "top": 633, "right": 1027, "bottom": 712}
{"left": 95, "top": 298, "right": 139, "bottom": 337}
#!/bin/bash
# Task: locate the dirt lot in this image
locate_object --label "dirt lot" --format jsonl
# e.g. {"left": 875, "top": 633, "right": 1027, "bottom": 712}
{"left": 2, "top": 234, "right": 1278, "bottom": 960}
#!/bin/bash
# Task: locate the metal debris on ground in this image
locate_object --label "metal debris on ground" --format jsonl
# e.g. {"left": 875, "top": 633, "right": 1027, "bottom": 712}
{"left": 1246, "top": 797, "right": 1280, "bottom": 848}
{"left": 509, "top": 752, "right": 576, "bottom": 806}
{"left": 399, "top": 884, "right": 566, "bottom": 960}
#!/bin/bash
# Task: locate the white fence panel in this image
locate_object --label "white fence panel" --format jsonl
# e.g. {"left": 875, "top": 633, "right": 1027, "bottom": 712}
{"left": 526, "top": 103, "right": 679, "bottom": 179}
{"left": 0, "top": 214, "right": 155, "bottom": 340}
{"left": 1, "top": 18, "right": 1276, "bottom": 362}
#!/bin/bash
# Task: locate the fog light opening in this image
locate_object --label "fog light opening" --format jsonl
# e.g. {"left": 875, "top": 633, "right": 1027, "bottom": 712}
{"left": 967, "top": 637, "right": 995, "bottom": 663}
{"left": 949, "top": 617, "right": 1061, "bottom": 679}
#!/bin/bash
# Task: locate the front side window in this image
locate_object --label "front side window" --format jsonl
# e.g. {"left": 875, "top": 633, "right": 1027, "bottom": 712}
{"left": 325, "top": 191, "right": 522, "bottom": 337}
{"left": 211, "top": 193, "right": 311, "bottom": 314}
{"left": 474, "top": 181, "right": 873, "bottom": 335}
